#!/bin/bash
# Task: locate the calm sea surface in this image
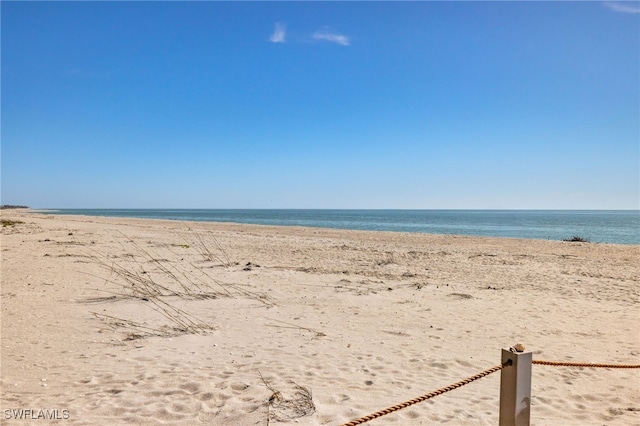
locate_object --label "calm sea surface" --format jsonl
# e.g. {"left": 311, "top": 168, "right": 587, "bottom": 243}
{"left": 41, "top": 209, "right": 639, "bottom": 245}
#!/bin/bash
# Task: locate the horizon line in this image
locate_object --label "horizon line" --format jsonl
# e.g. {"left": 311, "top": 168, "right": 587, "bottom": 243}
{"left": 25, "top": 207, "right": 640, "bottom": 212}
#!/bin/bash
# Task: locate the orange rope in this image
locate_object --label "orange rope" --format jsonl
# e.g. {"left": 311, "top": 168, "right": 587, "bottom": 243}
{"left": 341, "top": 357, "right": 640, "bottom": 425}
{"left": 533, "top": 360, "right": 640, "bottom": 369}
{"left": 340, "top": 361, "right": 511, "bottom": 426}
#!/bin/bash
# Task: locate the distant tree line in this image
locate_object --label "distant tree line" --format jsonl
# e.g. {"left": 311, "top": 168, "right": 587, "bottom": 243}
{"left": 0, "top": 205, "right": 29, "bottom": 209}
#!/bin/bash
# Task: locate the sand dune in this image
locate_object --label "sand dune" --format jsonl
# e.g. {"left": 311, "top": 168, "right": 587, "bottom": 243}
{"left": 1, "top": 211, "right": 638, "bottom": 425}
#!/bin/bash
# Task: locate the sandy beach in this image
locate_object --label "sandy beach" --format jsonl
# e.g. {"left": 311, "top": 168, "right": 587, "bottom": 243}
{"left": 1, "top": 210, "right": 638, "bottom": 425}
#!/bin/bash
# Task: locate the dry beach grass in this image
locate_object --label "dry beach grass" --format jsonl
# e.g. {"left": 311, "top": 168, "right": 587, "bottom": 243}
{"left": 1, "top": 210, "right": 638, "bottom": 425}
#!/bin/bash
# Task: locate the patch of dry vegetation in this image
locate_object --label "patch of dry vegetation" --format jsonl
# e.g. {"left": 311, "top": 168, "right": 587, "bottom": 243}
{"left": 83, "top": 230, "right": 272, "bottom": 340}
{"left": 1, "top": 219, "right": 24, "bottom": 227}
{"left": 260, "top": 372, "right": 315, "bottom": 423}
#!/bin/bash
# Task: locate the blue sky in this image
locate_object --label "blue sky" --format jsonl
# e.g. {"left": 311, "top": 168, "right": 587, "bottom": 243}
{"left": 2, "top": 1, "right": 639, "bottom": 209}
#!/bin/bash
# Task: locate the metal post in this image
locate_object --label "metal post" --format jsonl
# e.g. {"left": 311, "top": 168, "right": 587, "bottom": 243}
{"left": 499, "top": 345, "right": 532, "bottom": 426}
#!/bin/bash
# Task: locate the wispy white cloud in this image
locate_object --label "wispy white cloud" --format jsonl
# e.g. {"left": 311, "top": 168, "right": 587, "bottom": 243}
{"left": 312, "top": 30, "right": 350, "bottom": 46}
{"left": 270, "top": 22, "right": 286, "bottom": 43}
{"left": 604, "top": 1, "right": 640, "bottom": 13}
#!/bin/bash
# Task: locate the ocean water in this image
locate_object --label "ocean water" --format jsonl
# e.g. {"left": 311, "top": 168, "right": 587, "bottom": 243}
{"left": 41, "top": 209, "right": 639, "bottom": 245}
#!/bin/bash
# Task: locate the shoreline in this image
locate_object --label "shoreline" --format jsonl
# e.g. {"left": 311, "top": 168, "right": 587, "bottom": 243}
{"left": 1, "top": 209, "right": 638, "bottom": 424}
{"left": 17, "top": 208, "right": 640, "bottom": 247}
